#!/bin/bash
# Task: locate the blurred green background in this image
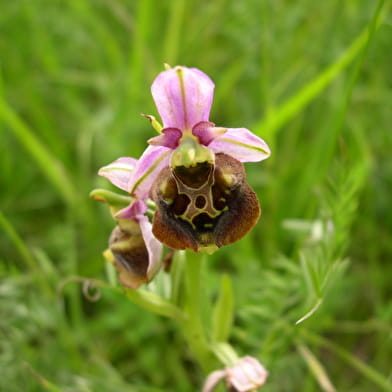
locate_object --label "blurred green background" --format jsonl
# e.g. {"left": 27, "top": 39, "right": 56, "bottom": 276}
{"left": 1, "top": 0, "right": 391, "bottom": 391}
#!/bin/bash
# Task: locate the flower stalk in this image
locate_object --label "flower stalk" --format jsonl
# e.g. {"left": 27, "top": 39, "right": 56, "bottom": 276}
{"left": 180, "top": 250, "right": 217, "bottom": 372}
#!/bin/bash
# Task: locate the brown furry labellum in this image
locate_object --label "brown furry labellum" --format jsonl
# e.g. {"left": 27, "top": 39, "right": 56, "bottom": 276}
{"left": 109, "top": 223, "right": 149, "bottom": 289}
{"left": 150, "top": 153, "right": 261, "bottom": 254}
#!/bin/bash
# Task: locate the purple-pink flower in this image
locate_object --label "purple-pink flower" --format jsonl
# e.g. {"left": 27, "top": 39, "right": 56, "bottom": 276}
{"left": 126, "top": 66, "right": 270, "bottom": 201}
{"left": 203, "top": 356, "right": 268, "bottom": 392}
{"left": 99, "top": 65, "right": 271, "bottom": 262}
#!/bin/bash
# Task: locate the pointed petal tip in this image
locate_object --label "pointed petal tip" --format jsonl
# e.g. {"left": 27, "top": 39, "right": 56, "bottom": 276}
{"left": 209, "top": 128, "right": 271, "bottom": 162}
{"left": 141, "top": 113, "right": 163, "bottom": 133}
{"left": 98, "top": 157, "right": 138, "bottom": 191}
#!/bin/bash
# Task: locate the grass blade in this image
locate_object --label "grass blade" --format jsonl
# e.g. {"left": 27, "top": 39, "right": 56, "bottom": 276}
{"left": 254, "top": 1, "right": 386, "bottom": 139}
{"left": 0, "top": 100, "right": 76, "bottom": 206}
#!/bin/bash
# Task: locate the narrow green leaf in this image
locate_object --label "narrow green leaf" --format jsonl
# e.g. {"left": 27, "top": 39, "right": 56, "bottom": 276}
{"left": 296, "top": 298, "right": 323, "bottom": 325}
{"left": 254, "top": 7, "right": 385, "bottom": 139}
{"left": 0, "top": 210, "right": 37, "bottom": 273}
{"left": 302, "top": 329, "right": 392, "bottom": 392}
{"left": 0, "top": 210, "right": 51, "bottom": 295}
{"left": 125, "top": 287, "right": 185, "bottom": 321}
{"left": 24, "top": 363, "right": 65, "bottom": 392}
{"left": 300, "top": 253, "right": 322, "bottom": 298}
{"left": 58, "top": 275, "right": 185, "bottom": 321}
{"left": 0, "top": 100, "right": 76, "bottom": 206}
{"left": 297, "top": 343, "right": 337, "bottom": 392}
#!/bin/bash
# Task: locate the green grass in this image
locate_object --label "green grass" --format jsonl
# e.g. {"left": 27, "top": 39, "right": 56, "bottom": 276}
{"left": 1, "top": 0, "right": 391, "bottom": 391}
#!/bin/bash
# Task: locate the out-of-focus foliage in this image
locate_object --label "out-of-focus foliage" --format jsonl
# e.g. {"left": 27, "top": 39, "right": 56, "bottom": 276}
{"left": 1, "top": 0, "right": 391, "bottom": 391}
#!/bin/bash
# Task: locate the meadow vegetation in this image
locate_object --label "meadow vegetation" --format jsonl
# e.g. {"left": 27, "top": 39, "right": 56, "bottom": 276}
{"left": 1, "top": 0, "right": 391, "bottom": 391}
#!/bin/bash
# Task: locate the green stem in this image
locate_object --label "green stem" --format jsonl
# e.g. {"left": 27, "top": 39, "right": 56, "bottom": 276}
{"left": 180, "top": 250, "right": 216, "bottom": 372}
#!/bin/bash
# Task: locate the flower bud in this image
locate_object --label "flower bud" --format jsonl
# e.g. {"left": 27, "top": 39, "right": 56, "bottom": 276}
{"left": 109, "top": 224, "right": 150, "bottom": 289}
{"left": 203, "top": 356, "right": 268, "bottom": 392}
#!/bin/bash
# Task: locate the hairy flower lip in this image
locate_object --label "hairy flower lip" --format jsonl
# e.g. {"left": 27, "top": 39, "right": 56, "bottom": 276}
{"left": 150, "top": 154, "right": 261, "bottom": 254}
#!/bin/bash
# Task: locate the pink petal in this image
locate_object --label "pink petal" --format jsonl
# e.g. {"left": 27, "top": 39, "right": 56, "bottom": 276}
{"left": 128, "top": 145, "right": 171, "bottom": 199}
{"left": 151, "top": 66, "right": 215, "bottom": 130}
{"left": 191, "top": 121, "right": 225, "bottom": 145}
{"left": 208, "top": 128, "right": 271, "bottom": 162}
{"left": 148, "top": 127, "right": 182, "bottom": 149}
{"left": 138, "top": 215, "right": 163, "bottom": 280}
{"left": 98, "top": 157, "right": 138, "bottom": 191}
{"left": 227, "top": 356, "right": 268, "bottom": 391}
{"left": 202, "top": 370, "right": 226, "bottom": 392}
{"left": 115, "top": 200, "right": 148, "bottom": 220}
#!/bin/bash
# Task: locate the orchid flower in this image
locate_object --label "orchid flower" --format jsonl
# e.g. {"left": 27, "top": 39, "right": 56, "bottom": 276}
{"left": 144, "top": 65, "right": 270, "bottom": 253}
{"left": 96, "top": 158, "right": 163, "bottom": 289}
{"left": 128, "top": 66, "right": 270, "bottom": 200}
{"left": 98, "top": 65, "right": 271, "bottom": 256}
{"left": 203, "top": 356, "right": 268, "bottom": 392}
